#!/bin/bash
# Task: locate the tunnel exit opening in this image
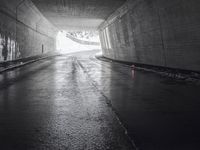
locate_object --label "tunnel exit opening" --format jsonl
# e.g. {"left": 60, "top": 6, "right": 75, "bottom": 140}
{"left": 56, "top": 30, "right": 101, "bottom": 54}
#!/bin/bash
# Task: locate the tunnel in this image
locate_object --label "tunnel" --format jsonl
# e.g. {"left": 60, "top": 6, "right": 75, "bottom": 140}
{"left": 0, "top": 0, "right": 200, "bottom": 149}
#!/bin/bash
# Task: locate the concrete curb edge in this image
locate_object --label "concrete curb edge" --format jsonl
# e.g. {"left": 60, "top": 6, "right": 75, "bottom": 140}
{"left": 0, "top": 54, "right": 61, "bottom": 74}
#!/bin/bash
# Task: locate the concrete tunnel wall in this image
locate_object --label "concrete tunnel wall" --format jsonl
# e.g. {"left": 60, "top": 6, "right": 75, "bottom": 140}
{"left": 99, "top": 0, "right": 200, "bottom": 72}
{"left": 0, "top": 0, "right": 57, "bottom": 62}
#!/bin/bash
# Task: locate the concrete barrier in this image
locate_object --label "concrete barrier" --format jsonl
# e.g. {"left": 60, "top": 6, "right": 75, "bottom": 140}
{"left": 99, "top": 0, "right": 200, "bottom": 72}
{"left": 0, "top": 0, "right": 57, "bottom": 63}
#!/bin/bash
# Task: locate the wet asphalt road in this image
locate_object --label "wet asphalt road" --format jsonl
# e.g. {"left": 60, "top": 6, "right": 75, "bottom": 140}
{"left": 0, "top": 50, "right": 200, "bottom": 150}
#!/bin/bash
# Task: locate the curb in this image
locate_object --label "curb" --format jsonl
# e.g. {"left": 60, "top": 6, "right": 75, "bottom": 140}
{"left": 95, "top": 54, "right": 200, "bottom": 84}
{"left": 0, "top": 54, "right": 60, "bottom": 74}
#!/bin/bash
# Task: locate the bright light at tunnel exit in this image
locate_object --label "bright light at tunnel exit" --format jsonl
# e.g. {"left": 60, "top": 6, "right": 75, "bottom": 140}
{"left": 56, "top": 31, "right": 101, "bottom": 54}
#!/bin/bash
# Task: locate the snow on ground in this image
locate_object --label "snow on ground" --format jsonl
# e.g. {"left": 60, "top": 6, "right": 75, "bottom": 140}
{"left": 56, "top": 31, "right": 101, "bottom": 54}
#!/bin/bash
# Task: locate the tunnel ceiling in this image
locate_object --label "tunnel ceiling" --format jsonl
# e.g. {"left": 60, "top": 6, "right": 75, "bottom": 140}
{"left": 31, "top": 0, "right": 127, "bottom": 30}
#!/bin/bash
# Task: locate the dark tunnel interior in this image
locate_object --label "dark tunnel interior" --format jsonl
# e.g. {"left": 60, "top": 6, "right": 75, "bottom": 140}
{"left": 0, "top": 0, "right": 200, "bottom": 149}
